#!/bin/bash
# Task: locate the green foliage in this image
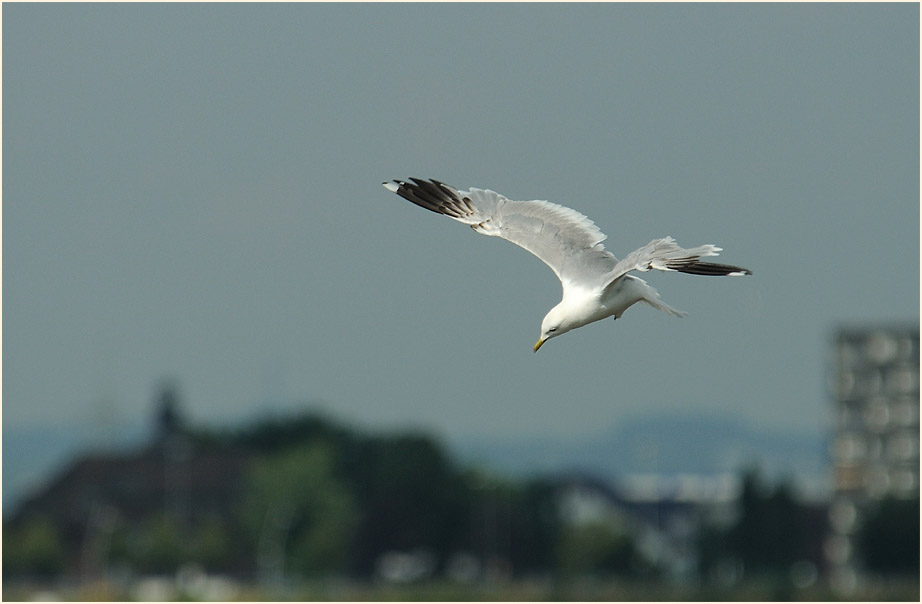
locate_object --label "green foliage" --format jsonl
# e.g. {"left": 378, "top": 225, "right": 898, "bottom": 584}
{"left": 233, "top": 413, "right": 352, "bottom": 454}
{"left": 857, "top": 496, "right": 920, "bottom": 574}
{"left": 133, "top": 513, "right": 187, "bottom": 573}
{"left": 240, "top": 441, "right": 359, "bottom": 577}
{"left": 348, "top": 433, "right": 469, "bottom": 574}
{"left": 557, "top": 520, "right": 644, "bottom": 578}
{"left": 2, "top": 516, "right": 66, "bottom": 578}
{"left": 518, "top": 478, "right": 562, "bottom": 570}
{"left": 697, "top": 467, "right": 820, "bottom": 586}
{"left": 168, "top": 412, "right": 567, "bottom": 578}
{"left": 728, "top": 469, "right": 807, "bottom": 573}
{"left": 484, "top": 475, "right": 561, "bottom": 575}
{"left": 190, "top": 515, "right": 235, "bottom": 571}
{"left": 107, "top": 512, "right": 237, "bottom": 573}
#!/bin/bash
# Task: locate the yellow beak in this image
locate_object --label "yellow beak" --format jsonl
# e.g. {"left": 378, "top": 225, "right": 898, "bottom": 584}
{"left": 533, "top": 338, "right": 546, "bottom": 352}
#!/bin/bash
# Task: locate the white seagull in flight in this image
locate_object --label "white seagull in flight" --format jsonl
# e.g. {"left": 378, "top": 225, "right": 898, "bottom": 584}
{"left": 383, "top": 178, "right": 751, "bottom": 352}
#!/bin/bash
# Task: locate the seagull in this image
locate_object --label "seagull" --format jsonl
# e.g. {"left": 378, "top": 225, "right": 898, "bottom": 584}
{"left": 383, "top": 178, "right": 751, "bottom": 352}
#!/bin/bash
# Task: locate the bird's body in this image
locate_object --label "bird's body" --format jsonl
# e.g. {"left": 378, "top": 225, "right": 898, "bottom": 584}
{"left": 383, "top": 178, "right": 751, "bottom": 351}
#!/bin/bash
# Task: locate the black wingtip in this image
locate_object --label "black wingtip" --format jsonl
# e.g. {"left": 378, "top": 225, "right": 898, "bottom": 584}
{"left": 405, "top": 178, "right": 447, "bottom": 209}
{"left": 676, "top": 261, "right": 752, "bottom": 276}
{"left": 383, "top": 177, "right": 465, "bottom": 217}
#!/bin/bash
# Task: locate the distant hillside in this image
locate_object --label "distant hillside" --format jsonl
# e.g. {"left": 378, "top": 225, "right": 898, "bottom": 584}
{"left": 450, "top": 412, "right": 829, "bottom": 495}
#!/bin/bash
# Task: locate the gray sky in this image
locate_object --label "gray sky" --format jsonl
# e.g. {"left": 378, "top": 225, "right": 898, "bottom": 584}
{"left": 4, "top": 4, "right": 918, "bottom": 458}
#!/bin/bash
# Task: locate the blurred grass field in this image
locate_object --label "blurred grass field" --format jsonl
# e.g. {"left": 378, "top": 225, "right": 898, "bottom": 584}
{"left": 4, "top": 575, "right": 919, "bottom": 602}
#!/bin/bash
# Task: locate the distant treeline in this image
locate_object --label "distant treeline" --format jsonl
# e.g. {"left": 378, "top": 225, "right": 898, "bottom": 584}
{"left": 3, "top": 408, "right": 918, "bottom": 586}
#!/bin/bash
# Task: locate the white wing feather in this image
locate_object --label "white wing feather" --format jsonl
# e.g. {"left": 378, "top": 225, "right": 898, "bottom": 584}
{"left": 384, "top": 179, "right": 617, "bottom": 292}
{"left": 606, "top": 237, "right": 719, "bottom": 280}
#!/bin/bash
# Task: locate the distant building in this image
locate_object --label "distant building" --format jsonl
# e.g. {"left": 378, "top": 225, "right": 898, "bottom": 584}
{"left": 826, "top": 324, "right": 919, "bottom": 591}
{"left": 556, "top": 473, "right": 721, "bottom": 580}
{"left": 5, "top": 384, "right": 249, "bottom": 578}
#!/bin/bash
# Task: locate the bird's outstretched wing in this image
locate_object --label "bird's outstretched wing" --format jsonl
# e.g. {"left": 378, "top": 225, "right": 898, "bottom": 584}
{"left": 605, "top": 236, "right": 752, "bottom": 284}
{"left": 383, "top": 178, "right": 618, "bottom": 291}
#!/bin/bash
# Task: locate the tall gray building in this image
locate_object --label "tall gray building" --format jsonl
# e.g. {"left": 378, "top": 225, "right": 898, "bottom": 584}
{"left": 826, "top": 324, "right": 919, "bottom": 592}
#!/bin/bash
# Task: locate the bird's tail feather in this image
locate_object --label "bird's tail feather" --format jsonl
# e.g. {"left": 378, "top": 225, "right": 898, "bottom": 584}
{"left": 640, "top": 297, "right": 688, "bottom": 318}
{"left": 636, "top": 281, "right": 688, "bottom": 318}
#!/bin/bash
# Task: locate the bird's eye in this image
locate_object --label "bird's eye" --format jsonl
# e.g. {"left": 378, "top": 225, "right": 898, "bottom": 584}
{"left": 548, "top": 327, "right": 557, "bottom": 333}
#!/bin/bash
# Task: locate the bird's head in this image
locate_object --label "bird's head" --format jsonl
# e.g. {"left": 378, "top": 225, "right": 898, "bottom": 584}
{"left": 534, "top": 304, "right": 573, "bottom": 352}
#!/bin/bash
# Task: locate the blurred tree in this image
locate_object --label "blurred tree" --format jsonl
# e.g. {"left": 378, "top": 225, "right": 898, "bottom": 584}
{"left": 557, "top": 520, "right": 646, "bottom": 578}
{"left": 240, "top": 441, "right": 358, "bottom": 577}
{"left": 2, "top": 516, "right": 65, "bottom": 578}
{"left": 347, "top": 433, "right": 469, "bottom": 575}
{"left": 857, "top": 496, "right": 920, "bottom": 574}
{"left": 697, "top": 467, "right": 819, "bottom": 587}
{"left": 695, "top": 521, "right": 732, "bottom": 582}
{"left": 234, "top": 412, "right": 352, "bottom": 454}
{"left": 506, "top": 478, "right": 561, "bottom": 574}
{"left": 190, "top": 515, "right": 235, "bottom": 571}
{"left": 728, "top": 469, "right": 806, "bottom": 574}
{"left": 135, "top": 513, "right": 187, "bottom": 574}
{"left": 107, "top": 512, "right": 237, "bottom": 574}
